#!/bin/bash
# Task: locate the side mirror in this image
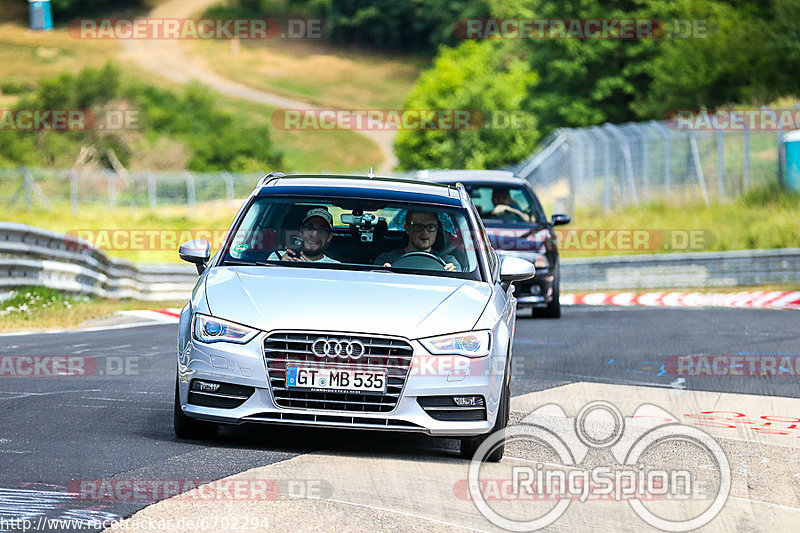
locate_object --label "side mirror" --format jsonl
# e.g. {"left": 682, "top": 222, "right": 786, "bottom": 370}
{"left": 551, "top": 214, "right": 571, "bottom": 226}
{"left": 179, "top": 239, "right": 210, "bottom": 275}
{"left": 499, "top": 255, "right": 536, "bottom": 283}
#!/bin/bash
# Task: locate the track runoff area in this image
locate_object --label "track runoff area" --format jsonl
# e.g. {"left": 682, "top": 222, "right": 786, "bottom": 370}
{"left": 0, "top": 304, "right": 798, "bottom": 532}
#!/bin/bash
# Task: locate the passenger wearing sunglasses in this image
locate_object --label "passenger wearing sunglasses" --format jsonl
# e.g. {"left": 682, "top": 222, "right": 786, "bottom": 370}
{"left": 269, "top": 208, "right": 340, "bottom": 263}
{"left": 374, "top": 210, "right": 460, "bottom": 271}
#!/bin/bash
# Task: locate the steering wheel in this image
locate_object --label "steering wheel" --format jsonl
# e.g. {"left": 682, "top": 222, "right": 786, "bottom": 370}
{"left": 391, "top": 251, "right": 447, "bottom": 270}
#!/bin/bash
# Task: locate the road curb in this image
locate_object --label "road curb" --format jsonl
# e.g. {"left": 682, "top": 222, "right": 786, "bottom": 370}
{"left": 562, "top": 290, "right": 800, "bottom": 310}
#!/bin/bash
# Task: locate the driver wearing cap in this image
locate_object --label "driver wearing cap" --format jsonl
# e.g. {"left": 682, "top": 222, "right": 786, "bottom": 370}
{"left": 374, "top": 210, "right": 460, "bottom": 271}
{"left": 269, "top": 208, "right": 340, "bottom": 263}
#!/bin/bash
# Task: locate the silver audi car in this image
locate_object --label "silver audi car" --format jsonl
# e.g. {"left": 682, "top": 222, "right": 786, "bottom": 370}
{"left": 175, "top": 173, "right": 535, "bottom": 461}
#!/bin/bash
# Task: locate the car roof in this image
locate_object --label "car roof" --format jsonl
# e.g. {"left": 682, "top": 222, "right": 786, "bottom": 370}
{"left": 414, "top": 169, "right": 527, "bottom": 186}
{"left": 255, "top": 174, "right": 463, "bottom": 207}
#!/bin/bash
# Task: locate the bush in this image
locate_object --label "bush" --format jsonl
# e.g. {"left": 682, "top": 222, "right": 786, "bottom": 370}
{"left": 0, "top": 63, "right": 283, "bottom": 171}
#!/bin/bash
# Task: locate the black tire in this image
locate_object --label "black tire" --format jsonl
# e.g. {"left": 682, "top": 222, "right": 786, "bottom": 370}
{"left": 173, "top": 379, "right": 218, "bottom": 439}
{"left": 460, "top": 379, "right": 510, "bottom": 462}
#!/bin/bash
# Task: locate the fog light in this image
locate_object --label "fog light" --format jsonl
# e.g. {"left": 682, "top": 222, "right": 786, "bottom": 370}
{"left": 453, "top": 396, "right": 484, "bottom": 407}
{"left": 192, "top": 380, "right": 221, "bottom": 393}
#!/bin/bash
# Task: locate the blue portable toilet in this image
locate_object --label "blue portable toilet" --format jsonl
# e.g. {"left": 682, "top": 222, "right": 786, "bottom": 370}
{"left": 29, "top": 0, "right": 53, "bottom": 31}
{"left": 784, "top": 130, "right": 800, "bottom": 193}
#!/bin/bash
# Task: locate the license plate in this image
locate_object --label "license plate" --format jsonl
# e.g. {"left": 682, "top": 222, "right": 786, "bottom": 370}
{"left": 286, "top": 365, "right": 386, "bottom": 394}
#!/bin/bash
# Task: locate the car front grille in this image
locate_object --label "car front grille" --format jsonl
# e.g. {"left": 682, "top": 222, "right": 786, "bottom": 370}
{"left": 264, "top": 332, "right": 413, "bottom": 413}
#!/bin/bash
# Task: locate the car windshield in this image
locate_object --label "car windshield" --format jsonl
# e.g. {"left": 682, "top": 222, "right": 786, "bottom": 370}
{"left": 221, "top": 196, "right": 484, "bottom": 281}
{"left": 465, "top": 185, "right": 543, "bottom": 224}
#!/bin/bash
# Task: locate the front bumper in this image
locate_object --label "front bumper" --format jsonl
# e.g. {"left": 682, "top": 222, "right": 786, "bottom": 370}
{"left": 514, "top": 268, "right": 555, "bottom": 307}
{"left": 177, "top": 332, "right": 505, "bottom": 438}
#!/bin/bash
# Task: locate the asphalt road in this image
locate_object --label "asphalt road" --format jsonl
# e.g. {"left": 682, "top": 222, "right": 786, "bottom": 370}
{"left": 0, "top": 306, "right": 798, "bottom": 531}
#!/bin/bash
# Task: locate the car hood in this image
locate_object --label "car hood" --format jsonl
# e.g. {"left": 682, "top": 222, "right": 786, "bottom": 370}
{"left": 203, "top": 266, "right": 492, "bottom": 339}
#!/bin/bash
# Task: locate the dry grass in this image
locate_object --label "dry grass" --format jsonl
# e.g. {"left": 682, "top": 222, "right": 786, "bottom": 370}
{"left": 0, "top": 12, "right": 122, "bottom": 89}
{"left": 188, "top": 37, "right": 425, "bottom": 109}
{"left": 213, "top": 98, "right": 384, "bottom": 172}
{"left": 0, "top": 5, "right": 384, "bottom": 173}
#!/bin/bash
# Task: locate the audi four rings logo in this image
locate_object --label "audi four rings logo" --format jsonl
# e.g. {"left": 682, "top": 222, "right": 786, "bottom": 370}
{"left": 312, "top": 338, "right": 365, "bottom": 359}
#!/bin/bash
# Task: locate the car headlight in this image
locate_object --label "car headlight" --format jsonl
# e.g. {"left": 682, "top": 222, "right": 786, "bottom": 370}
{"left": 533, "top": 254, "right": 549, "bottom": 268}
{"left": 192, "top": 314, "right": 258, "bottom": 344}
{"left": 420, "top": 331, "right": 491, "bottom": 358}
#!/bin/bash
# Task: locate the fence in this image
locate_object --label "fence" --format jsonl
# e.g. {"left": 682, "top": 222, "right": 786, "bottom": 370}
{"left": 514, "top": 113, "right": 794, "bottom": 212}
{"left": 0, "top": 167, "right": 266, "bottom": 212}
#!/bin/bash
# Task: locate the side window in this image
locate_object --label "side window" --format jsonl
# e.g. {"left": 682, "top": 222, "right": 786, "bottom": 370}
{"left": 468, "top": 187, "right": 494, "bottom": 215}
{"left": 509, "top": 189, "right": 532, "bottom": 214}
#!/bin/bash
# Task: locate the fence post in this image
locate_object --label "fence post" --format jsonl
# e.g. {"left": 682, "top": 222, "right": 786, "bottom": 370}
{"left": 639, "top": 124, "right": 649, "bottom": 199}
{"left": 743, "top": 126, "right": 750, "bottom": 190}
{"left": 224, "top": 172, "right": 234, "bottom": 204}
{"left": 716, "top": 129, "right": 725, "bottom": 199}
{"left": 604, "top": 123, "right": 638, "bottom": 206}
{"left": 186, "top": 172, "right": 196, "bottom": 212}
{"left": 598, "top": 129, "right": 611, "bottom": 210}
{"left": 147, "top": 172, "right": 157, "bottom": 211}
{"left": 689, "top": 133, "right": 709, "bottom": 205}
{"left": 652, "top": 121, "right": 671, "bottom": 195}
{"left": 106, "top": 170, "right": 116, "bottom": 208}
{"left": 24, "top": 168, "right": 32, "bottom": 209}
{"left": 69, "top": 169, "right": 78, "bottom": 214}
{"left": 567, "top": 131, "right": 582, "bottom": 215}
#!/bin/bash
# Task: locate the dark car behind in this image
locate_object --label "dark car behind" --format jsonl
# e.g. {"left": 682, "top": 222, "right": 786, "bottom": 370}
{"left": 417, "top": 170, "right": 570, "bottom": 317}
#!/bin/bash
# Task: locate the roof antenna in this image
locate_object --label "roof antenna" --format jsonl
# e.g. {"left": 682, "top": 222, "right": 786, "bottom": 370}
{"left": 367, "top": 166, "right": 375, "bottom": 178}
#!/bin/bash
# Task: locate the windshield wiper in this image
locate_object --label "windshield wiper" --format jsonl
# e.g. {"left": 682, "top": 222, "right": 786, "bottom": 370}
{"left": 222, "top": 259, "right": 276, "bottom": 267}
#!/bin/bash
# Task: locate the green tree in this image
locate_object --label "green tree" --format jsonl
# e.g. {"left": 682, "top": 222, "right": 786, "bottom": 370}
{"left": 395, "top": 40, "right": 539, "bottom": 169}
{"left": 632, "top": 0, "right": 768, "bottom": 116}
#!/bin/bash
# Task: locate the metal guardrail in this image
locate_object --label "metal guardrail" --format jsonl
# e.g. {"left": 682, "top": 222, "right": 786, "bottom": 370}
{"left": 0, "top": 222, "right": 197, "bottom": 301}
{"left": 561, "top": 248, "right": 800, "bottom": 291}
{"left": 2, "top": 223, "right": 799, "bottom": 298}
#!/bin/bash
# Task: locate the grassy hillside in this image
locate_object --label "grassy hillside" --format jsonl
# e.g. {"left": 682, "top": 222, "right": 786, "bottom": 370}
{"left": 0, "top": 3, "right": 382, "bottom": 172}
